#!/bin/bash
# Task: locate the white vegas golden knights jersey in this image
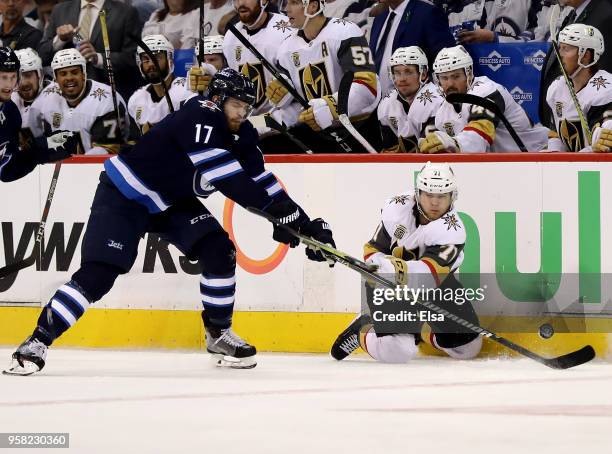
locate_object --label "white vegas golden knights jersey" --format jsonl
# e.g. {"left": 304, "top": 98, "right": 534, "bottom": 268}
{"left": 275, "top": 17, "right": 379, "bottom": 127}
{"left": 434, "top": 76, "right": 547, "bottom": 152}
{"left": 365, "top": 192, "right": 465, "bottom": 286}
{"left": 30, "top": 80, "right": 128, "bottom": 154}
{"left": 546, "top": 70, "right": 612, "bottom": 152}
{"left": 10, "top": 91, "right": 44, "bottom": 139}
{"left": 223, "top": 13, "right": 293, "bottom": 116}
{"left": 128, "top": 77, "right": 195, "bottom": 133}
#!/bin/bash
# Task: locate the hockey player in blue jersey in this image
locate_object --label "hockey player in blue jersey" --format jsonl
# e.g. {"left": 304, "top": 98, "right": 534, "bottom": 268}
{"left": 0, "top": 46, "right": 79, "bottom": 183}
{"left": 4, "top": 68, "right": 335, "bottom": 373}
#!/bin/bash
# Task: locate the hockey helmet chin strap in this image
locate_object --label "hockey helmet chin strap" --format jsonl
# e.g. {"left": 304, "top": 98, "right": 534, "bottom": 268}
{"left": 301, "top": 0, "right": 324, "bottom": 30}
{"left": 244, "top": 0, "right": 269, "bottom": 30}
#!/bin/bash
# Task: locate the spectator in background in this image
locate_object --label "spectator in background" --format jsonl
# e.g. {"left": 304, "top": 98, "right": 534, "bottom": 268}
{"left": 451, "top": 0, "right": 544, "bottom": 44}
{"left": 37, "top": 0, "right": 143, "bottom": 100}
{"left": 142, "top": 0, "right": 199, "bottom": 48}
{"left": 370, "top": 0, "right": 454, "bottom": 96}
{"left": 32, "top": 0, "right": 58, "bottom": 32}
{"left": 202, "top": 0, "right": 233, "bottom": 35}
{"left": 539, "top": 0, "right": 612, "bottom": 128}
{"left": 0, "top": 0, "right": 43, "bottom": 49}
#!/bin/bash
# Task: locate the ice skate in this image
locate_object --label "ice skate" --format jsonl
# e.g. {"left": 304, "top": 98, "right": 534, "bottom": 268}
{"left": 330, "top": 313, "right": 372, "bottom": 360}
{"left": 206, "top": 327, "right": 257, "bottom": 369}
{"left": 3, "top": 336, "right": 48, "bottom": 376}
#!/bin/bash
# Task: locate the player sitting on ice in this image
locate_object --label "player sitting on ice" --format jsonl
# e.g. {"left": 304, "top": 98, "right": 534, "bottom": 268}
{"left": 419, "top": 45, "right": 547, "bottom": 153}
{"left": 4, "top": 69, "right": 335, "bottom": 375}
{"left": 331, "top": 162, "right": 482, "bottom": 363}
{"left": 377, "top": 46, "right": 443, "bottom": 153}
{"left": 30, "top": 48, "right": 130, "bottom": 154}
{"left": 128, "top": 34, "right": 195, "bottom": 135}
{"left": 259, "top": 0, "right": 380, "bottom": 153}
{"left": 546, "top": 24, "right": 612, "bottom": 152}
{"left": 0, "top": 46, "right": 79, "bottom": 183}
{"left": 12, "top": 48, "right": 46, "bottom": 144}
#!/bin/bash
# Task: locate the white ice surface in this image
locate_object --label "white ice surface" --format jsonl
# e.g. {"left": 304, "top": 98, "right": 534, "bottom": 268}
{"left": 0, "top": 348, "right": 611, "bottom": 454}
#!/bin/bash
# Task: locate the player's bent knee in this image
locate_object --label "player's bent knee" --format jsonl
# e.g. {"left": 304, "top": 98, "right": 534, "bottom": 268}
{"left": 71, "top": 261, "right": 123, "bottom": 302}
{"left": 192, "top": 231, "right": 236, "bottom": 274}
{"left": 365, "top": 332, "right": 418, "bottom": 363}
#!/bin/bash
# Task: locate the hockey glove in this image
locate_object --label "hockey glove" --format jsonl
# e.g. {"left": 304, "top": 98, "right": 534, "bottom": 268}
{"left": 34, "top": 130, "right": 79, "bottom": 163}
{"left": 298, "top": 95, "right": 338, "bottom": 131}
{"left": 300, "top": 218, "right": 336, "bottom": 266}
{"left": 263, "top": 198, "right": 308, "bottom": 247}
{"left": 188, "top": 63, "right": 216, "bottom": 93}
{"left": 265, "top": 75, "right": 292, "bottom": 108}
{"left": 592, "top": 121, "right": 612, "bottom": 152}
{"left": 418, "top": 131, "right": 460, "bottom": 154}
{"left": 366, "top": 253, "right": 408, "bottom": 286}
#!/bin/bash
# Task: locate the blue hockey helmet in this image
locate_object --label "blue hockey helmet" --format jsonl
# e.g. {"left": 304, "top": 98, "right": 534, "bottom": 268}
{"left": 0, "top": 46, "right": 20, "bottom": 74}
{"left": 206, "top": 68, "right": 256, "bottom": 108}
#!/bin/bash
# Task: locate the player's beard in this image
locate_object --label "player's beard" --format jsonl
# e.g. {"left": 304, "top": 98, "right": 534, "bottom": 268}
{"left": 238, "top": 4, "right": 262, "bottom": 26}
{"left": 144, "top": 67, "right": 168, "bottom": 84}
{"left": 18, "top": 82, "right": 38, "bottom": 103}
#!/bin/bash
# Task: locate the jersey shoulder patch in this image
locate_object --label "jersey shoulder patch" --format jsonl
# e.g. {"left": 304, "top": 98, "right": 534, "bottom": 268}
{"left": 469, "top": 76, "right": 499, "bottom": 98}
{"left": 422, "top": 209, "right": 466, "bottom": 246}
{"left": 381, "top": 192, "right": 415, "bottom": 234}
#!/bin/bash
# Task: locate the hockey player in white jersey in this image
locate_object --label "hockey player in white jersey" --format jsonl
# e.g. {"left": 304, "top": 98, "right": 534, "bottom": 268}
{"left": 11, "top": 48, "right": 45, "bottom": 146}
{"left": 419, "top": 45, "right": 547, "bottom": 153}
{"left": 331, "top": 162, "right": 482, "bottom": 363}
{"left": 128, "top": 34, "right": 195, "bottom": 135}
{"left": 261, "top": 0, "right": 380, "bottom": 153}
{"left": 188, "top": 35, "right": 228, "bottom": 93}
{"left": 377, "top": 46, "right": 442, "bottom": 152}
{"left": 546, "top": 24, "right": 612, "bottom": 152}
{"left": 30, "top": 49, "right": 130, "bottom": 155}
{"left": 223, "top": 0, "right": 293, "bottom": 116}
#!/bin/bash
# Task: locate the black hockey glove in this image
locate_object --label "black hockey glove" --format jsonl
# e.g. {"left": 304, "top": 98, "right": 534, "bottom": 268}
{"left": 34, "top": 131, "right": 80, "bottom": 163}
{"left": 263, "top": 198, "right": 308, "bottom": 247}
{"left": 300, "top": 218, "right": 336, "bottom": 267}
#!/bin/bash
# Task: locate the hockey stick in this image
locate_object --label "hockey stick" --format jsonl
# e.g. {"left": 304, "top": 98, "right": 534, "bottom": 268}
{"left": 548, "top": 4, "right": 592, "bottom": 145}
{"left": 247, "top": 207, "right": 595, "bottom": 369}
{"left": 337, "top": 71, "right": 377, "bottom": 154}
{"left": 198, "top": 0, "right": 205, "bottom": 96}
{"left": 99, "top": 10, "right": 125, "bottom": 144}
{"left": 131, "top": 33, "right": 174, "bottom": 113}
{"left": 0, "top": 162, "right": 61, "bottom": 278}
{"left": 265, "top": 114, "right": 313, "bottom": 154}
{"left": 446, "top": 93, "right": 528, "bottom": 152}
{"left": 226, "top": 22, "right": 354, "bottom": 152}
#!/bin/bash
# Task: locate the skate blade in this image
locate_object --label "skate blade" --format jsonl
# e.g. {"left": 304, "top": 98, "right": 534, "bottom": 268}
{"left": 2, "top": 359, "right": 40, "bottom": 376}
{"left": 210, "top": 353, "right": 257, "bottom": 369}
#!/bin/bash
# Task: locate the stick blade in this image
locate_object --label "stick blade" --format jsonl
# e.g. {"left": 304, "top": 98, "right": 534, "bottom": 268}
{"left": 0, "top": 256, "right": 35, "bottom": 279}
{"left": 543, "top": 345, "right": 595, "bottom": 370}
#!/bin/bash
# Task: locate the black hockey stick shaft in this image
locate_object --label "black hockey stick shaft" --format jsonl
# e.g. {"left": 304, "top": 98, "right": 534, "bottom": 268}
{"left": 226, "top": 22, "right": 309, "bottom": 108}
{"left": 0, "top": 162, "right": 62, "bottom": 278}
{"left": 131, "top": 34, "right": 174, "bottom": 113}
{"left": 265, "top": 115, "right": 313, "bottom": 154}
{"left": 248, "top": 207, "right": 595, "bottom": 369}
{"left": 446, "top": 93, "right": 528, "bottom": 152}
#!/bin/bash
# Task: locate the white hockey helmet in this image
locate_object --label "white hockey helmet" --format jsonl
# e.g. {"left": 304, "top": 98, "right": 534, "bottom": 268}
{"left": 137, "top": 34, "right": 175, "bottom": 77}
{"left": 15, "top": 47, "right": 43, "bottom": 92}
{"left": 388, "top": 46, "right": 428, "bottom": 88}
{"left": 416, "top": 162, "right": 458, "bottom": 201}
{"left": 51, "top": 48, "right": 87, "bottom": 78}
{"left": 195, "top": 35, "right": 225, "bottom": 56}
{"left": 432, "top": 45, "right": 474, "bottom": 89}
{"left": 558, "top": 23, "right": 604, "bottom": 69}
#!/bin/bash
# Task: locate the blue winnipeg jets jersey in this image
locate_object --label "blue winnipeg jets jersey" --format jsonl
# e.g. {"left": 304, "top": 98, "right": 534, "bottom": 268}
{"left": 0, "top": 100, "right": 39, "bottom": 182}
{"left": 104, "top": 96, "right": 284, "bottom": 213}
